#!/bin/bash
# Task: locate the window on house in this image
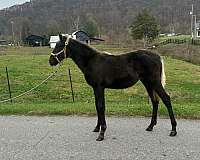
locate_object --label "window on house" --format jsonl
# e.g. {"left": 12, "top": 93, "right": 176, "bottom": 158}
{"left": 198, "top": 31, "right": 200, "bottom": 37}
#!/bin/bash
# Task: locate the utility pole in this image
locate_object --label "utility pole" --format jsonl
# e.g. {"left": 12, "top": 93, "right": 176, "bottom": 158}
{"left": 11, "top": 21, "right": 15, "bottom": 46}
{"left": 190, "top": 4, "right": 197, "bottom": 39}
{"left": 194, "top": 15, "right": 197, "bottom": 39}
{"left": 190, "top": 4, "right": 194, "bottom": 39}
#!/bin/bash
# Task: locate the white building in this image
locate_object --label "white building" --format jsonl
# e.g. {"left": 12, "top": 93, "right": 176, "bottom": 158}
{"left": 196, "top": 20, "right": 200, "bottom": 38}
{"left": 49, "top": 36, "right": 60, "bottom": 48}
{"left": 49, "top": 31, "right": 104, "bottom": 48}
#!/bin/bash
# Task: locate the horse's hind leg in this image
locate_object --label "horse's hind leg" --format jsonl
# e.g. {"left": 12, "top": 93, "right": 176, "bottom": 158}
{"left": 142, "top": 81, "right": 159, "bottom": 131}
{"left": 146, "top": 91, "right": 159, "bottom": 131}
{"left": 155, "top": 84, "right": 177, "bottom": 136}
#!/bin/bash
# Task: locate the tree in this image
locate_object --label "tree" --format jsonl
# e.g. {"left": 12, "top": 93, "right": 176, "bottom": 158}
{"left": 21, "top": 20, "right": 31, "bottom": 43}
{"left": 130, "top": 10, "right": 159, "bottom": 43}
{"left": 46, "top": 20, "right": 61, "bottom": 36}
{"left": 83, "top": 16, "right": 99, "bottom": 37}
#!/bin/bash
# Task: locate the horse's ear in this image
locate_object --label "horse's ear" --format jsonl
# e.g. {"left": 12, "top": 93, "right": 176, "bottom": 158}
{"left": 59, "top": 34, "right": 63, "bottom": 41}
{"left": 62, "top": 35, "right": 67, "bottom": 42}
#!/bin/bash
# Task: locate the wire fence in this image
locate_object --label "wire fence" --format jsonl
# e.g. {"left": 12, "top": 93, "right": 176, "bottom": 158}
{"left": 0, "top": 66, "right": 94, "bottom": 104}
{"left": 158, "top": 38, "right": 200, "bottom": 46}
{"left": 0, "top": 64, "right": 148, "bottom": 105}
{"left": 0, "top": 48, "right": 95, "bottom": 104}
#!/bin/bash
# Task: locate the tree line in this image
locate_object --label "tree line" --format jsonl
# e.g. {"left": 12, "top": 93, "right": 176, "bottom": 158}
{"left": 0, "top": 0, "right": 198, "bottom": 43}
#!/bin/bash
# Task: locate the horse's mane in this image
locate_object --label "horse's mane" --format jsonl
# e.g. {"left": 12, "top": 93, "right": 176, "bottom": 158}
{"left": 69, "top": 38, "right": 99, "bottom": 55}
{"left": 68, "top": 38, "right": 120, "bottom": 57}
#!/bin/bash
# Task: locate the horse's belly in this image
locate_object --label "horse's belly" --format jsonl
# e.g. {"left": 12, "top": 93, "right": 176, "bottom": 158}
{"left": 107, "top": 77, "right": 138, "bottom": 89}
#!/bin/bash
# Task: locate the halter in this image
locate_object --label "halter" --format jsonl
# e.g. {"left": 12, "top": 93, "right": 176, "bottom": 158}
{"left": 51, "top": 35, "right": 72, "bottom": 64}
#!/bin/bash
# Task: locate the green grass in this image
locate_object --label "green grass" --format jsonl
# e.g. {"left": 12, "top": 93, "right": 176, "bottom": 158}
{"left": 158, "top": 35, "right": 191, "bottom": 42}
{"left": 0, "top": 46, "right": 200, "bottom": 118}
{"left": 0, "top": 102, "right": 200, "bottom": 119}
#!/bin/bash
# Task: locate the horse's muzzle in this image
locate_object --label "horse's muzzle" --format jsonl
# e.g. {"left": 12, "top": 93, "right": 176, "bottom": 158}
{"left": 49, "top": 56, "right": 59, "bottom": 66}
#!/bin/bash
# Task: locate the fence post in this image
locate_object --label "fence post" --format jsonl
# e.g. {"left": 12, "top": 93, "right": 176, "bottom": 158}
{"left": 68, "top": 68, "right": 75, "bottom": 102}
{"left": 5, "top": 66, "right": 12, "bottom": 103}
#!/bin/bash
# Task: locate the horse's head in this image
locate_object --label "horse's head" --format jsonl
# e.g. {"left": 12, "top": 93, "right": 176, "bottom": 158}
{"left": 49, "top": 34, "right": 71, "bottom": 66}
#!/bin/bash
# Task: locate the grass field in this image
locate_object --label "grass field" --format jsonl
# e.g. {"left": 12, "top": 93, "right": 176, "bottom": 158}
{"left": 158, "top": 35, "right": 191, "bottom": 41}
{"left": 0, "top": 45, "right": 200, "bottom": 118}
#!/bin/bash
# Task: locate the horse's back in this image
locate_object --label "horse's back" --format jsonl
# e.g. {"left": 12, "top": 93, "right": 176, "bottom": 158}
{"left": 126, "top": 50, "right": 161, "bottom": 62}
{"left": 129, "top": 50, "right": 162, "bottom": 83}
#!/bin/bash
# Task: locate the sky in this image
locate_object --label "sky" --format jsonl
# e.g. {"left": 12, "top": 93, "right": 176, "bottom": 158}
{"left": 0, "top": 0, "right": 29, "bottom": 9}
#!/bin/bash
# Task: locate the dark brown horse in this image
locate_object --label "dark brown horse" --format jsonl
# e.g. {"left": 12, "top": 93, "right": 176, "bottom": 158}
{"left": 49, "top": 35, "right": 177, "bottom": 141}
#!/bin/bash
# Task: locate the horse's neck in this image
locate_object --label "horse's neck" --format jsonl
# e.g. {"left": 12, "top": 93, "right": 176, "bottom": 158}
{"left": 69, "top": 41, "right": 96, "bottom": 72}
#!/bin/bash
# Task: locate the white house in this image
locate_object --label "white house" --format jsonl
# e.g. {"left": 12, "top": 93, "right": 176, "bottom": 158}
{"left": 49, "top": 31, "right": 104, "bottom": 48}
{"left": 49, "top": 32, "right": 88, "bottom": 48}
{"left": 49, "top": 36, "right": 60, "bottom": 48}
{"left": 196, "top": 20, "right": 200, "bottom": 38}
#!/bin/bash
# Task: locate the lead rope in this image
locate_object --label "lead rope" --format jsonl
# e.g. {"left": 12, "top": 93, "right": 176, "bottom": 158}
{"left": 0, "top": 69, "right": 59, "bottom": 104}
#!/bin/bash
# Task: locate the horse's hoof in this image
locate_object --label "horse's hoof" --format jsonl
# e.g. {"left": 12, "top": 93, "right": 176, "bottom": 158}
{"left": 93, "top": 127, "right": 100, "bottom": 132}
{"left": 146, "top": 126, "right": 153, "bottom": 131}
{"left": 169, "top": 131, "right": 177, "bottom": 137}
{"left": 96, "top": 135, "right": 104, "bottom": 141}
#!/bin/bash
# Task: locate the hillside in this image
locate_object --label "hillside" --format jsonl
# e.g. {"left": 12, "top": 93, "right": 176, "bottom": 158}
{"left": 0, "top": 0, "right": 199, "bottom": 42}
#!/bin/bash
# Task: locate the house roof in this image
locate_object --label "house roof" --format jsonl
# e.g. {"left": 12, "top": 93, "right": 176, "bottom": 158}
{"left": 72, "top": 30, "right": 104, "bottom": 42}
{"left": 72, "top": 30, "right": 89, "bottom": 36}
{"left": 72, "top": 30, "right": 90, "bottom": 41}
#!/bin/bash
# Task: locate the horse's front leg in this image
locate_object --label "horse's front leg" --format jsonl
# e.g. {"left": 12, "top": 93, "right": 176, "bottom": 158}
{"left": 93, "top": 107, "right": 100, "bottom": 132}
{"left": 93, "top": 86, "right": 107, "bottom": 141}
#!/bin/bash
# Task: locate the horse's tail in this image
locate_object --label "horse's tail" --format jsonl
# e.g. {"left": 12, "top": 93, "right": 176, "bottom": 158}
{"left": 161, "top": 58, "right": 166, "bottom": 88}
{"left": 152, "top": 57, "right": 166, "bottom": 102}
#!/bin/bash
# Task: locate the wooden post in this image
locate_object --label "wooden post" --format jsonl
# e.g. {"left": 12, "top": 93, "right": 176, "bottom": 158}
{"left": 68, "top": 68, "right": 75, "bottom": 102}
{"left": 6, "top": 67, "right": 12, "bottom": 103}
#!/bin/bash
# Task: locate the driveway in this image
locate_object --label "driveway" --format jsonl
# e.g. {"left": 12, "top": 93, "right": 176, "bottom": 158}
{"left": 0, "top": 116, "right": 200, "bottom": 160}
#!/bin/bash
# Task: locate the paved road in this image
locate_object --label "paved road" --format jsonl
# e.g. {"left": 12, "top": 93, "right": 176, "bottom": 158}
{"left": 0, "top": 116, "right": 200, "bottom": 160}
